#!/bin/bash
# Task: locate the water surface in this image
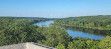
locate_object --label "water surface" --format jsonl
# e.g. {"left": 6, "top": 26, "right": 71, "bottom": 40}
{"left": 34, "top": 21, "right": 54, "bottom": 27}
{"left": 34, "top": 20, "right": 109, "bottom": 40}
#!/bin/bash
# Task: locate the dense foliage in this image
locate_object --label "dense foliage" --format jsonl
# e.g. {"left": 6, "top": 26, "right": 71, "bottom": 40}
{"left": 56, "top": 36, "right": 111, "bottom": 49}
{"left": 37, "top": 26, "right": 72, "bottom": 47}
{"left": 0, "top": 17, "right": 42, "bottom": 45}
{"left": 0, "top": 17, "right": 72, "bottom": 48}
{"left": 54, "top": 15, "right": 111, "bottom": 30}
{"left": 66, "top": 36, "right": 111, "bottom": 49}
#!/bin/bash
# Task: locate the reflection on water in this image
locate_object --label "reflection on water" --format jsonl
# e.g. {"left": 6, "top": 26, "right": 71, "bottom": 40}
{"left": 64, "top": 26, "right": 111, "bottom": 40}
{"left": 64, "top": 26, "right": 111, "bottom": 36}
{"left": 34, "top": 21, "right": 54, "bottom": 27}
{"left": 34, "top": 20, "right": 111, "bottom": 40}
{"left": 67, "top": 29, "right": 106, "bottom": 40}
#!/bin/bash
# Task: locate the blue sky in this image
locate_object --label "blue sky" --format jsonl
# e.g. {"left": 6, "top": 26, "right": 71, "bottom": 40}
{"left": 0, "top": 0, "right": 111, "bottom": 18}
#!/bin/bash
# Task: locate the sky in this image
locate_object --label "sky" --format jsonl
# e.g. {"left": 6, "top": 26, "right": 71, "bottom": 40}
{"left": 0, "top": 0, "right": 111, "bottom": 18}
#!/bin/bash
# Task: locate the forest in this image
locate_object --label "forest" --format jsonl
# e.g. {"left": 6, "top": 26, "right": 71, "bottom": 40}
{"left": 54, "top": 15, "right": 111, "bottom": 30}
{"left": 0, "top": 17, "right": 72, "bottom": 47}
{"left": 0, "top": 17, "right": 111, "bottom": 49}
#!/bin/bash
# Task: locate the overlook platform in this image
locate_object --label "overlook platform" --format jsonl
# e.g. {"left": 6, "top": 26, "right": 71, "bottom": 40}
{"left": 0, "top": 42, "right": 56, "bottom": 49}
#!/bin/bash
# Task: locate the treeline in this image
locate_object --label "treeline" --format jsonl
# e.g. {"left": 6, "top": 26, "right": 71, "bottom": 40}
{"left": 54, "top": 15, "right": 111, "bottom": 30}
{"left": 13, "top": 17, "right": 53, "bottom": 23}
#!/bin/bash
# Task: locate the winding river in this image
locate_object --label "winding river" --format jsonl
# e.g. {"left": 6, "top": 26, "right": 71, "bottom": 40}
{"left": 34, "top": 20, "right": 111, "bottom": 40}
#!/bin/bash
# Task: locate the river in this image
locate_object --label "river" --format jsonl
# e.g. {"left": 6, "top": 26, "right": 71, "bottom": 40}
{"left": 33, "top": 20, "right": 111, "bottom": 40}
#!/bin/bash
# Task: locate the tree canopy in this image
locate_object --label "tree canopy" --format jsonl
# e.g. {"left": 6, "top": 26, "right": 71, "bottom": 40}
{"left": 54, "top": 15, "right": 111, "bottom": 30}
